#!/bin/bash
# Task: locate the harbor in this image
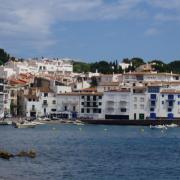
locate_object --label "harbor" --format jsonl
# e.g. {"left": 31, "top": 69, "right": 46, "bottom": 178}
{"left": 0, "top": 123, "right": 180, "bottom": 180}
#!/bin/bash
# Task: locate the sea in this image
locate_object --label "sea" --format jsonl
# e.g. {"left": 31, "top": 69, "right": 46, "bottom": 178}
{"left": 0, "top": 124, "right": 180, "bottom": 180}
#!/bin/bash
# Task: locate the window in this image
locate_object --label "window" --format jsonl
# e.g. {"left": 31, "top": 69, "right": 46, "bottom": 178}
{"left": 33, "top": 99, "right": 35, "bottom": 101}
{"left": 43, "top": 100, "right": 47, "bottom": 105}
{"left": 162, "top": 101, "right": 164, "bottom": 104}
{"left": 93, "top": 102, "right": 97, "bottom": 107}
{"left": 81, "top": 108, "right": 84, "bottom": 113}
{"left": 178, "top": 101, "right": 180, "bottom": 105}
{"left": 162, "top": 94, "right": 164, "bottom": 97}
{"left": 29, "top": 99, "right": 31, "bottom": 101}
{"left": 87, "top": 96, "right": 90, "bottom": 101}
{"left": 168, "top": 101, "right": 173, "bottom": 107}
{"left": 150, "top": 94, "right": 156, "bottom": 100}
{"left": 134, "top": 97, "right": 137, "bottom": 102}
{"left": 51, "top": 109, "right": 56, "bottom": 112}
{"left": 168, "top": 94, "right": 174, "bottom": 100}
{"left": 52, "top": 100, "right": 56, "bottom": 104}
{"left": 99, "top": 96, "right": 102, "bottom": 99}
{"left": 140, "top": 97, "right": 144, "bottom": 102}
{"left": 44, "top": 93, "right": 48, "bottom": 97}
{"left": 140, "top": 104, "right": 144, "bottom": 110}
{"left": 87, "top": 109, "right": 90, "bottom": 113}
{"left": 0, "top": 86, "right": 3, "bottom": 92}
{"left": 178, "top": 95, "right": 180, "bottom": 98}
{"left": 121, "top": 108, "right": 126, "bottom": 112}
{"left": 168, "top": 108, "right": 172, "bottom": 112}
{"left": 64, "top": 106, "right": 67, "bottom": 111}
{"left": 99, "top": 109, "right": 101, "bottom": 113}
{"left": 81, "top": 102, "right": 84, "bottom": 105}
{"left": 99, "top": 102, "right": 102, "bottom": 106}
{"left": 81, "top": 96, "right": 84, "bottom": 99}
{"left": 150, "top": 108, "right": 154, "bottom": 112}
{"left": 151, "top": 101, "right": 156, "bottom": 106}
{"left": 93, "top": 96, "right": 96, "bottom": 101}
{"left": 73, "top": 106, "right": 76, "bottom": 111}
{"left": 32, "top": 105, "right": 35, "bottom": 110}
{"left": 134, "top": 104, "right": 137, "bottom": 109}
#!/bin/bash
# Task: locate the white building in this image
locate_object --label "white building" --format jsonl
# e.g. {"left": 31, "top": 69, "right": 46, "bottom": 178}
{"left": 102, "top": 89, "right": 131, "bottom": 120}
{"left": 23, "top": 87, "right": 56, "bottom": 118}
{"left": 56, "top": 93, "right": 80, "bottom": 119}
{"left": 119, "top": 62, "right": 130, "bottom": 70}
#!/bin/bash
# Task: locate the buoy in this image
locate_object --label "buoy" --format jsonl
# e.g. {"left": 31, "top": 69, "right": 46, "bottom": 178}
{"left": 141, "top": 128, "right": 144, "bottom": 132}
{"left": 104, "top": 128, "right": 107, "bottom": 131}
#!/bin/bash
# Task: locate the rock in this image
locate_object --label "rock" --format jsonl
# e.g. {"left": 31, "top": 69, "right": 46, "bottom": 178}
{"left": 16, "top": 150, "right": 36, "bottom": 158}
{"left": 0, "top": 149, "right": 36, "bottom": 160}
{"left": 0, "top": 151, "right": 14, "bottom": 160}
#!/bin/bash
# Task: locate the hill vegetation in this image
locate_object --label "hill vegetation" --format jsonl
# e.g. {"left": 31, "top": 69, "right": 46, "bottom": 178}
{"left": 73, "top": 58, "right": 180, "bottom": 74}
{"left": 1, "top": 48, "right": 180, "bottom": 74}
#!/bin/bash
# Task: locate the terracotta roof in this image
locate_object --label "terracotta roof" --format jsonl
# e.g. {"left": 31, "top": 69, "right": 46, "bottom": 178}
{"left": 161, "top": 89, "right": 180, "bottom": 94}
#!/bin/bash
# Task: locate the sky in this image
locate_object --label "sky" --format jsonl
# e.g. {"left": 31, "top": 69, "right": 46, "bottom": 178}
{"left": 0, "top": 0, "right": 180, "bottom": 62}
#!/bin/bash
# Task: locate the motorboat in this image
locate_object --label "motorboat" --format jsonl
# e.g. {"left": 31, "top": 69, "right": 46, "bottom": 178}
{"left": 166, "top": 124, "right": 178, "bottom": 128}
{"left": 14, "top": 121, "right": 36, "bottom": 128}
{"left": 150, "top": 125, "right": 167, "bottom": 129}
{"left": 73, "top": 120, "right": 85, "bottom": 126}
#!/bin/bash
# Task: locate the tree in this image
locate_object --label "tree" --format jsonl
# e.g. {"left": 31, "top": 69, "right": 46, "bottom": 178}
{"left": 168, "top": 61, "right": 180, "bottom": 73}
{"left": 149, "top": 60, "right": 166, "bottom": 72}
{"left": 0, "top": 48, "right": 10, "bottom": 65}
{"left": 73, "top": 61, "right": 91, "bottom": 73}
{"left": 131, "top": 57, "right": 145, "bottom": 68}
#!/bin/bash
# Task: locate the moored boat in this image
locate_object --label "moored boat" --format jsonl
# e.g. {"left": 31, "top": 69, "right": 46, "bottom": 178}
{"left": 14, "top": 122, "right": 36, "bottom": 128}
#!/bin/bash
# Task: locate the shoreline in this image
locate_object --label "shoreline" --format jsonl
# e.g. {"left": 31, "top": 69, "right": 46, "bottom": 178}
{"left": 1, "top": 118, "right": 180, "bottom": 126}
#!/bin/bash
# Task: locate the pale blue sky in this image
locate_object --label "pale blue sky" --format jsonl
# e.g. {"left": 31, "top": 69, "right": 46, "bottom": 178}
{"left": 0, "top": 0, "right": 180, "bottom": 62}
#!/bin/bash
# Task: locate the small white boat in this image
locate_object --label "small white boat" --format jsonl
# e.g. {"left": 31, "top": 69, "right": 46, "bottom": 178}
{"left": 73, "top": 120, "right": 85, "bottom": 126}
{"left": 150, "top": 125, "right": 167, "bottom": 129}
{"left": 166, "top": 124, "right": 178, "bottom": 128}
{"left": 15, "top": 122, "right": 36, "bottom": 128}
{"left": 31, "top": 121, "right": 45, "bottom": 125}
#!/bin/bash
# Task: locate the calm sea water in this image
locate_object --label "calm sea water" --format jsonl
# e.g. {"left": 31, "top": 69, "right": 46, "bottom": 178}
{"left": 0, "top": 124, "right": 180, "bottom": 180}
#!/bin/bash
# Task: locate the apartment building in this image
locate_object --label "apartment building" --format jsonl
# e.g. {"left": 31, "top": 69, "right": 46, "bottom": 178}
{"left": 102, "top": 89, "right": 131, "bottom": 120}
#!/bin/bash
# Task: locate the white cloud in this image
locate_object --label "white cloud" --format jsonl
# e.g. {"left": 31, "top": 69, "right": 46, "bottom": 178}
{"left": 0, "top": 0, "right": 180, "bottom": 55}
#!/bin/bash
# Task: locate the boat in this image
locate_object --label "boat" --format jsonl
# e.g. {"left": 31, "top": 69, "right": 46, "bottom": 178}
{"left": 73, "top": 120, "right": 85, "bottom": 126}
{"left": 0, "top": 121, "right": 9, "bottom": 125}
{"left": 166, "top": 124, "right": 178, "bottom": 128}
{"left": 150, "top": 125, "right": 167, "bottom": 129}
{"left": 14, "top": 122, "right": 36, "bottom": 128}
{"left": 31, "top": 121, "right": 45, "bottom": 125}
